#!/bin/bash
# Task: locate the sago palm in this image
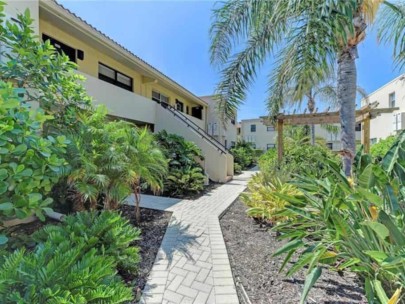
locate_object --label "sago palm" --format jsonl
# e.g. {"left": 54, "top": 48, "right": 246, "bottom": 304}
{"left": 122, "top": 127, "right": 168, "bottom": 223}
{"left": 210, "top": 0, "right": 405, "bottom": 176}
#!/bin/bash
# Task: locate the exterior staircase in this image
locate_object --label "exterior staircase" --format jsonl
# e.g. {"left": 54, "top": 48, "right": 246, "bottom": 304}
{"left": 154, "top": 102, "right": 234, "bottom": 183}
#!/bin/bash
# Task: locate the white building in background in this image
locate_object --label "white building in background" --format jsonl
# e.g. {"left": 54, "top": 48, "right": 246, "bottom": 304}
{"left": 361, "top": 74, "right": 405, "bottom": 143}
{"left": 239, "top": 118, "right": 361, "bottom": 151}
{"left": 200, "top": 95, "right": 238, "bottom": 149}
{"left": 239, "top": 118, "right": 277, "bottom": 150}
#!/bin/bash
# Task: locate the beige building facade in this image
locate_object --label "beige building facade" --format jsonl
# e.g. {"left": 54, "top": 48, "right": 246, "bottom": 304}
{"left": 3, "top": 0, "right": 233, "bottom": 182}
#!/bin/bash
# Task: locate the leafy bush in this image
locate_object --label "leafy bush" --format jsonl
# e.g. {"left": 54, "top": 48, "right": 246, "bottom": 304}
{"left": 371, "top": 135, "right": 397, "bottom": 159}
{"left": 234, "top": 163, "right": 242, "bottom": 174}
{"left": 0, "top": 82, "right": 68, "bottom": 224}
{"left": 230, "top": 141, "right": 256, "bottom": 171}
{"left": 258, "top": 140, "right": 339, "bottom": 179}
{"left": 156, "top": 131, "right": 205, "bottom": 197}
{"left": 164, "top": 166, "right": 205, "bottom": 197}
{"left": 241, "top": 174, "right": 300, "bottom": 224}
{"left": 33, "top": 211, "right": 141, "bottom": 273}
{"left": 0, "top": 211, "right": 138, "bottom": 303}
{"left": 272, "top": 138, "right": 405, "bottom": 304}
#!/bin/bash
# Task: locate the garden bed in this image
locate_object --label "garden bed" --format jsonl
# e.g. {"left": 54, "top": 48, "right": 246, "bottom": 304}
{"left": 220, "top": 198, "right": 366, "bottom": 304}
{"left": 119, "top": 205, "right": 172, "bottom": 293}
{"left": 4, "top": 206, "right": 171, "bottom": 299}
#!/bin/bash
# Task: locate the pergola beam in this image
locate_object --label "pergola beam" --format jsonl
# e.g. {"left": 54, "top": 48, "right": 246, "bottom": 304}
{"left": 268, "top": 103, "right": 399, "bottom": 163}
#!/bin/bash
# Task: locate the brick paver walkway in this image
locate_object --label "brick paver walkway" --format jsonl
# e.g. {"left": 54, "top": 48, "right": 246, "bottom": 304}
{"left": 126, "top": 169, "right": 257, "bottom": 304}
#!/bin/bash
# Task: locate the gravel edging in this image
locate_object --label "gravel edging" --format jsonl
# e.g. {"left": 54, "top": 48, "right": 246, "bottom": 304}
{"left": 220, "top": 198, "right": 367, "bottom": 304}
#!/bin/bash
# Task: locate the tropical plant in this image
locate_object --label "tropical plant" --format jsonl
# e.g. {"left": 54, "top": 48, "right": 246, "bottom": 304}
{"left": 155, "top": 130, "right": 203, "bottom": 168}
{"left": 156, "top": 131, "right": 205, "bottom": 197}
{"left": 271, "top": 137, "right": 405, "bottom": 303}
{"left": 164, "top": 166, "right": 205, "bottom": 197}
{"left": 0, "top": 82, "right": 69, "bottom": 245}
{"left": 210, "top": 0, "right": 405, "bottom": 176}
{"left": 0, "top": 6, "right": 92, "bottom": 133}
{"left": 65, "top": 106, "right": 133, "bottom": 211}
{"left": 33, "top": 211, "right": 141, "bottom": 273}
{"left": 0, "top": 241, "right": 133, "bottom": 303}
{"left": 230, "top": 141, "right": 256, "bottom": 170}
{"left": 121, "top": 127, "right": 167, "bottom": 223}
{"left": 371, "top": 135, "right": 398, "bottom": 159}
{"left": 241, "top": 174, "right": 300, "bottom": 224}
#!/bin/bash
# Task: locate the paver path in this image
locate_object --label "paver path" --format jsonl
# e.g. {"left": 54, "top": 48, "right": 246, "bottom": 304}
{"left": 126, "top": 169, "right": 257, "bottom": 304}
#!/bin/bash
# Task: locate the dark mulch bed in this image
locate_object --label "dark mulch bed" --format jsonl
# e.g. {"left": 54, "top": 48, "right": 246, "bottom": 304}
{"left": 119, "top": 205, "right": 172, "bottom": 293}
{"left": 145, "top": 181, "right": 221, "bottom": 200}
{"left": 220, "top": 199, "right": 366, "bottom": 304}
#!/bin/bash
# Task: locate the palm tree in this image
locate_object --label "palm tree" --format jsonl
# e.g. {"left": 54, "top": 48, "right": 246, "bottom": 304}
{"left": 210, "top": 0, "right": 405, "bottom": 176}
{"left": 122, "top": 127, "right": 168, "bottom": 223}
{"left": 284, "top": 82, "right": 368, "bottom": 145}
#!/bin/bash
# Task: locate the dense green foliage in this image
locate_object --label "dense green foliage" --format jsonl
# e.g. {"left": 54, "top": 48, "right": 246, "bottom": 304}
{"left": 243, "top": 125, "right": 405, "bottom": 302}
{"left": 371, "top": 135, "right": 397, "bottom": 159}
{"left": 0, "top": 82, "right": 68, "bottom": 228}
{"left": 33, "top": 211, "right": 141, "bottom": 273}
{"left": 155, "top": 131, "right": 205, "bottom": 197}
{"left": 230, "top": 141, "right": 257, "bottom": 173}
{"left": 0, "top": 212, "right": 136, "bottom": 303}
{"left": 0, "top": 5, "right": 167, "bottom": 220}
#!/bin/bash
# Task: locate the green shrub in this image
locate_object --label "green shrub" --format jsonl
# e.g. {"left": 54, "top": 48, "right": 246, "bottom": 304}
{"left": 234, "top": 163, "right": 242, "bottom": 174}
{"left": 371, "top": 135, "right": 398, "bottom": 159}
{"left": 0, "top": 243, "right": 132, "bottom": 304}
{"left": 156, "top": 131, "right": 205, "bottom": 196}
{"left": 33, "top": 211, "right": 141, "bottom": 273}
{"left": 272, "top": 136, "right": 405, "bottom": 304}
{"left": 164, "top": 166, "right": 205, "bottom": 197}
{"left": 241, "top": 174, "right": 300, "bottom": 223}
{"left": 0, "top": 82, "right": 68, "bottom": 224}
{"left": 230, "top": 141, "right": 256, "bottom": 170}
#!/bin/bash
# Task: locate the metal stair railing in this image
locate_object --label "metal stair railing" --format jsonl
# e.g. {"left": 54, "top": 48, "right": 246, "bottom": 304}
{"left": 159, "top": 102, "right": 228, "bottom": 154}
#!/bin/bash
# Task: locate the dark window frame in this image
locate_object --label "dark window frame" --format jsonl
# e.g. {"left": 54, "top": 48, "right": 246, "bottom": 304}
{"left": 267, "top": 126, "right": 275, "bottom": 131}
{"left": 98, "top": 62, "right": 133, "bottom": 92}
{"left": 355, "top": 123, "right": 362, "bottom": 132}
{"left": 267, "top": 143, "right": 275, "bottom": 150}
{"left": 152, "top": 90, "right": 169, "bottom": 104}
{"left": 250, "top": 124, "right": 256, "bottom": 132}
{"left": 175, "top": 99, "right": 184, "bottom": 112}
{"left": 389, "top": 92, "right": 396, "bottom": 108}
{"left": 42, "top": 33, "right": 77, "bottom": 63}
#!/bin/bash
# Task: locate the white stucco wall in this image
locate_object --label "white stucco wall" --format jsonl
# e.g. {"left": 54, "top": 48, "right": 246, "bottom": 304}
{"left": 78, "top": 71, "right": 156, "bottom": 124}
{"left": 201, "top": 96, "right": 238, "bottom": 149}
{"left": 155, "top": 105, "right": 230, "bottom": 182}
{"left": 361, "top": 74, "right": 405, "bottom": 142}
{"left": 240, "top": 118, "right": 277, "bottom": 150}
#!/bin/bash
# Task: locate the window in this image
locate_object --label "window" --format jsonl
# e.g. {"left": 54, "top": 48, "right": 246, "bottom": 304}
{"left": 267, "top": 144, "right": 275, "bottom": 150}
{"left": 224, "top": 140, "right": 228, "bottom": 148}
{"left": 98, "top": 63, "right": 133, "bottom": 91}
{"left": 152, "top": 90, "right": 169, "bottom": 104}
{"left": 175, "top": 99, "right": 184, "bottom": 112}
{"left": 186, "top": 106, "right": 190, "bottom": 115}
{"left": 42, "top": 34, "right": 77, "bottom": 63}
{"left": 250, "top": 124, "right": 256, "bottom": 132}
{"left": 371, "top": 138, "right": 377, "bottom": 145}
{"left": 251, "top": 143, "right": 256, "bottom": 149}
{"left": 355, "top": 123, "right": 362, "bottom": 132}
{"left": 231, "top": 141, "right": 236, "bottom": 148}
{"left": 191, "top": 106, "right": 203, "bottom": 120}
{"left": 230, "top": 116, "right": 236, "bottom": 125}
{"left": 267, "top": 126, "right": 275, "bottom": 132}
{"left": 389, "top": 92, "right": 396, "bottom": 108}
{"left": 326, "top": 143, "right": 333, "bottom": 150}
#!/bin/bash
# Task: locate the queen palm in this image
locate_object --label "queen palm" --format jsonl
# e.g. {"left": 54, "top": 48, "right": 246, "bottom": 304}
{"left": 210, "top": 0, "right": 405, "bottom": 176}
{"left": 122, "top": 127, "right": 168, "bottom": 223}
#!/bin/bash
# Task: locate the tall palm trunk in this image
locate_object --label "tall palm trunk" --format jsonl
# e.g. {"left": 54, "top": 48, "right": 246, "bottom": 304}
{"left": 307, "top": 92, "right": 316, "bottom": 145}
{"left": 337, "top": 48, "right": 357, "bottom": 177}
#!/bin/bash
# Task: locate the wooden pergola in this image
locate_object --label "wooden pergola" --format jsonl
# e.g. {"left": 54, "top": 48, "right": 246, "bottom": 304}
{"left": 261, "top": 102, "right": 398, "bottom": 162}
